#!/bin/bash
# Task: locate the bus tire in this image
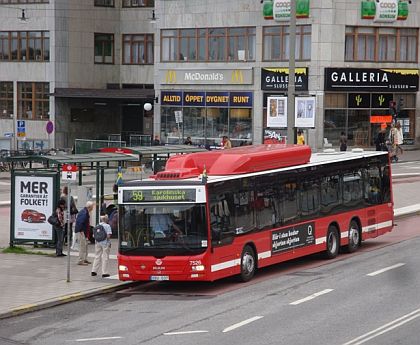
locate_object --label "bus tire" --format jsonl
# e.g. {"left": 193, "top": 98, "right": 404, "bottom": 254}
{"left": 346, "top": 220, "right": 361, "bottom": 253}
{"left": 325, "top": 225, "right": 339, "bottom": 259}
{"left": 239, "top": 245, "right": 256, "bottom": 282}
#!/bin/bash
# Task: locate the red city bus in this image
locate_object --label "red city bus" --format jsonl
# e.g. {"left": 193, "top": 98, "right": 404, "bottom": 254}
{"left": 117, "top": 144, "right": 393, "bottom": 282}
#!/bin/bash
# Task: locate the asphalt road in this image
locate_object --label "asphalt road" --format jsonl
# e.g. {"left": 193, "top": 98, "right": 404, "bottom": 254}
{"left": 0, "top": 215, "right": 419, "bottom": 345}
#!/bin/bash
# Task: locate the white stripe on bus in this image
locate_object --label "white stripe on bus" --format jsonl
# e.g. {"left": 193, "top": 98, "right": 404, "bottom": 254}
{"left": 211, "top": 220, "right": 392, "bottom": 273}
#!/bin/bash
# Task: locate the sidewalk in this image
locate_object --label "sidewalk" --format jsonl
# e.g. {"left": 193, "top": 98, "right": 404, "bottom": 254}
{"left": 0, "top": 149, "right": 419, "bottom": 320}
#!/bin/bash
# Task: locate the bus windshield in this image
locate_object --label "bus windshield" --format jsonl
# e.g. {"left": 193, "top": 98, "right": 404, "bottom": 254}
{"left": 119, "top": 203, "right": 208, "bottom": 255}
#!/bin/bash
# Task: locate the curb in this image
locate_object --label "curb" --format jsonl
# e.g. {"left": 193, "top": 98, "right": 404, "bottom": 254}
{"left": 0, "top": 281, "right": 139, "bottom": 320}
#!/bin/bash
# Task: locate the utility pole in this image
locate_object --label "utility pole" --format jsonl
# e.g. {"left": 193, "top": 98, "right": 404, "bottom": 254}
{"left": 287, "top": 0, "right": 296, "bottom": 144}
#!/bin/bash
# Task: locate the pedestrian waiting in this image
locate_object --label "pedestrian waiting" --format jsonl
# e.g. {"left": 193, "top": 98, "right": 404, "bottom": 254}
{"left": 75, "top": 201, "right": 94, "bottom": 266}
{"left": 91, "top": 215, "right": 112, "bottom": 278}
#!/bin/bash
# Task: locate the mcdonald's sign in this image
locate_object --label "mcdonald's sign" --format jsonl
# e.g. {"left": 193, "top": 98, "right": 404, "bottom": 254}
{"left": 159, "top": 68, "right": 253, "bottom": 85}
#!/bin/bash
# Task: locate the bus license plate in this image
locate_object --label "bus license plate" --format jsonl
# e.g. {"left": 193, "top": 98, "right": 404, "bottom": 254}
{"left": 150, "top": 275, "right": 169, "bottom": 281}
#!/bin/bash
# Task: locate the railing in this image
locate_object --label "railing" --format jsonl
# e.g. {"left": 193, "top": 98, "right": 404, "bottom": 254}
{"left": 74, "top": 139, "right": 126, "bottom": 154}
{"left": 129, "top": 134, "right": 151, "bottom": 147}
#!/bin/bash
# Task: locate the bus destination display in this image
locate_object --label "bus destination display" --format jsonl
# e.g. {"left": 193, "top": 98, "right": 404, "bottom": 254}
{"left": 122, "top": 189, "right": 196, "bottom": 203}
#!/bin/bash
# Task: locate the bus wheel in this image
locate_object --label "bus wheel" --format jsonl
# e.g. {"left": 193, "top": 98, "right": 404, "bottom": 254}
{"left": 239, "top": 245, "right": 256, "bottom": 282}
{"left": 325, "top": 225, "right": 339, "bottom": 259}
{"left": 347, "top": 220, "right": 360, "bottom": 253}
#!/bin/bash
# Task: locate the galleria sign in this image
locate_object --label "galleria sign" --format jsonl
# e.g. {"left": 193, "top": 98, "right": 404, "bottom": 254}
{"left": 325, "top": 68, "right": 419, "bottom": 92}
{"left": 330, "top": 71, "right": 389, "bottom": 83}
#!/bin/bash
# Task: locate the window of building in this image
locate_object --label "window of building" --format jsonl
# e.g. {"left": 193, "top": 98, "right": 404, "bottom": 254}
{"left": 0, "top": 0, "right": 48, "bottom": 3}
{"left": 17, "top": 82, "right": 49, "bottom": 120}
{"left": 345, "top": 26, "right": 418, "bottom": 62}
{"left": 0, "top": 82, "right": 13, "bottom": 119}
{"left": 94, "top": 33, "right": 114, "bottom": 64}
{"left": 122, "top": 0, "right": 154, "bottom": 7}
{"left": 94, "top": 0, "right": 114, "bottom": 6}
{"left": 161, "top": 27, "right": 256, "bottom": 62}
{"left": 0, "top": 31, "right": 49, "bottom": 62}
{"left": 263, "top": 25, "right": 311, "bottom": 61}
{"left": 123, "top": 34, "right": 153, "bottom": 64}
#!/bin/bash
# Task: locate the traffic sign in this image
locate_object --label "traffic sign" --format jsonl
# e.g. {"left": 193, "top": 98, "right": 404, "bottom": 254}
{"left": 46, "top": 121, "right": 54, "bottom": 134}
{"left": 3, "top": 132, "right": 13, "bottom": 138}
{"left": 17, "top": 120, "right": 26, "bottom": 138}
{"left": 61, "top": 164, "right": 78, "bottom": 181}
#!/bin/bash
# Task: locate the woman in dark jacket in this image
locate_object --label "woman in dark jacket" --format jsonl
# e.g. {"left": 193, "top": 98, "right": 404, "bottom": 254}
{"left": 53, "top": 199, "right": 66, "bottom": 257}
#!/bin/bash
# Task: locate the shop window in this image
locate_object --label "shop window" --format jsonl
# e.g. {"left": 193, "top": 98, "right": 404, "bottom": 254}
{"left": 94, "top": 0, "right": 114, "bottom": 6}
{"left": 122, "top": 0, "right": 154, "bottom": 6}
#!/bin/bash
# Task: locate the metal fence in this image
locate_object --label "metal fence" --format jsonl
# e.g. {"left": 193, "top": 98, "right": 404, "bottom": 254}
{"left": 74, "top": 139, "right": 126, "bottom": 154}
{"left": 129, "top": 134, "right": 151, "bottom": 147}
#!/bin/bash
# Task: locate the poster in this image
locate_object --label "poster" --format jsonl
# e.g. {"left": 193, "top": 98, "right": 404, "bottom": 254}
{"left": 13, "top": 174, "right": 55, "bottom": 241}
{"left": 295, "top": 96, "right": 316, "bottom": 128}
{"left": 267, "top": 96, "right": 287, "bottom": 128}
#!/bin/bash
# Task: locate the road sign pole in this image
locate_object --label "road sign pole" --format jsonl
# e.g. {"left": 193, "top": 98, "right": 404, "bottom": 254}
{"left": 66, "top": 183, "right": 71, "bottom": 283}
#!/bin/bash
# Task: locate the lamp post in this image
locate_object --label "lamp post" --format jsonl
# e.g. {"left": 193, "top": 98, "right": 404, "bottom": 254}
{"left": 287, "top": 0, "right": 296, "bottom": 144}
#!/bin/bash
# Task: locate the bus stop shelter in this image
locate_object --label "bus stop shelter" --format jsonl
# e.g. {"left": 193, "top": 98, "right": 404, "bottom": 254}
{"left": 8, "top": 152, "right": 138, "bottom": 246}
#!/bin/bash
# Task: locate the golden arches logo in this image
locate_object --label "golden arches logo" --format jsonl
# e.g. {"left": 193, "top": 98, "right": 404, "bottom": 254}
{"left": 165, "top": 70, "right": 177, "bottom": 83}
{"left": 231, "top": 70, "right": 244, "bottom": 83}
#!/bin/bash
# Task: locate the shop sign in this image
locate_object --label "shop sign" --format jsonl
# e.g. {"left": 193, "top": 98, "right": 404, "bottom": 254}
{"left": 325, "top": 68, "right": 419, "bottom": 92}
{"left": 267, "top": 96, "right": 288, "bottom": 128}
{"left": 12, "top": 173, "right": 56, "bottom": 241}
{"left": 295, "top": 96, "right": 316, "bottom": 128}
{"left": 161, "top": 91, "right": 253, "bottom": 107}
{"left": 348, "top": 93, "right": 371, "bottom": 109}
{"left": 272, "top": 0, "right": 310, "bottom": 21}
{"left": 261, "top": 68, "right": 308, "bottom": 91}
{"left": 263, "top": 0, "right": 274, "bottom": 19}
{"left": 159, "top": 68, "right": 253, "bottom": 85}
{"left": 361, "top": 0, "right": 408, "bottom": 21}
{"left": 374, "top": 0, "right": 398, "bottom": 22}
{"left": 205, "top": 92, "right": 230, "bottom": 107}
{"left": 161, "top": 91, "right": 183, "bottom": 106}
{"left": 370, "top": 115, "right": 393, "bottom": 124}
{"left": 183, "top": 91, "right": 206, "bottom": 107}
{"left": 230, "top": 92, "right": 253, "bottom": 107}
{"left": 371, "top": 93, "right": 393, "bottom": 109}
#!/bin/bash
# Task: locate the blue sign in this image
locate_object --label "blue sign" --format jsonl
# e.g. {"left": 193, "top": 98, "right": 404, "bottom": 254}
{"left": 205, "top": 92, "right": 230, "bottom": 107}
{"left": 183, "top": 91, "right": 206, "bottom": 106}
{"left": 161, "top": 91, "right": 183, "bottom": 106}
{"left": 230, "top": 92, "right": 253, "bottom": 107}
{"left": 17, "top": 120, "right": 26, "bottom": 137}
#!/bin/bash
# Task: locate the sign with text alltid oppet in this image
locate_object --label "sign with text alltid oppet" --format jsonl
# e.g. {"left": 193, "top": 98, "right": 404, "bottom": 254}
{"left": 273, "top": 0, "right": 310, "bottom": 21}
{"left": 267, "top": 96, "right": 287, "bottom": 128}
{"left": 295, "top": 97, "right": 316, "bottom": 128}
{"left": 12, "top": 172, "right": 57, "bottom": 242}
{"left": 374, "top": 0, "right": 398, "bottom": 22}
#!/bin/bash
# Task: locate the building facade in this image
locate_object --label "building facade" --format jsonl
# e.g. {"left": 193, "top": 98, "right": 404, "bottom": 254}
{"left": 0, "top": 0, "right": 156, "bottom": 151}
{"left": 0, "top": 0, "right": 419, "bottom": 151}
{"left": 153, "top": 0, "right": 420, "bottom": 149}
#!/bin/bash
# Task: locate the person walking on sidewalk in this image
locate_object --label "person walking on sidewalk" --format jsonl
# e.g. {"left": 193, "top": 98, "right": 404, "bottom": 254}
{"left": 60, "top": 186, "right": 78, "bottom": 247}
{"left": 53, "top": 199, "right": 66, "bottom": 257}
{"left": 91, "top": 215, "right": 112, "bottom": 278}
{"left": 75, "top": 201, "right": 94, "bottom": 266}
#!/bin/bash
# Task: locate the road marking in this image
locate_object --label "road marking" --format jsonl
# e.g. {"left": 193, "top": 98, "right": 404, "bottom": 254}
{"left": 222, "top": 316, "right": 264, "bottom": 333}
{"left": 367, "top": 263, "right": 405, "bottom": 277}
{"left": 164, "top": 330, "right": 209, "bottom": 335}
{"left": 290, "top": 289, "right": 334, "bottom": 305}
{"left": 103, "top": 274, "right": 119, "bottom": 280}
{"left": 75, "top": 336, "right": 123, "bottom": 342}
{"left": 341, "top": 308, "right": 420, "bottom": 345}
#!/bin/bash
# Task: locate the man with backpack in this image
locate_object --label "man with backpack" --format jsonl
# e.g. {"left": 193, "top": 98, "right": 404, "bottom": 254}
{"left": 91, "top": 214, "right": 112, "bottom": 278}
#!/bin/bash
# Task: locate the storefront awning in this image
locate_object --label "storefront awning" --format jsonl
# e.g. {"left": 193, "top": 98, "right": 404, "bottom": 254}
{"left": 52, "top": 88, "right": 155, "bottom": 100}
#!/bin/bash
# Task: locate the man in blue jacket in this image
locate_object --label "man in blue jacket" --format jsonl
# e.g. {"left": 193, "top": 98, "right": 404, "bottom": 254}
{"left": 75, "top": 201, "right": 94, "bottom": 266}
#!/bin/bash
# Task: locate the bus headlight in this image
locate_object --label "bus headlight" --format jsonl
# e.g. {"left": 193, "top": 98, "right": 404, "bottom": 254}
{"left": 119, "top": 265, "right": 128, "bottom": 271}
{"left": 192, "top": 265, "right": 205, "bottom": 272}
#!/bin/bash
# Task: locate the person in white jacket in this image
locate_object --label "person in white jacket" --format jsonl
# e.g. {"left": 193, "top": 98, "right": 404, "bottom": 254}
{"left": 390, "top": 122, "right": 404, "bottom": 158}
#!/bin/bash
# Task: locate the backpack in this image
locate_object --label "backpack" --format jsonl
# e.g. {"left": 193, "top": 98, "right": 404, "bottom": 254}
{"left": 93, "top": 224, "right": 107, "bottom": 242}
{"left": 48, "top": 213, "right": 60, "bottom": 227}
